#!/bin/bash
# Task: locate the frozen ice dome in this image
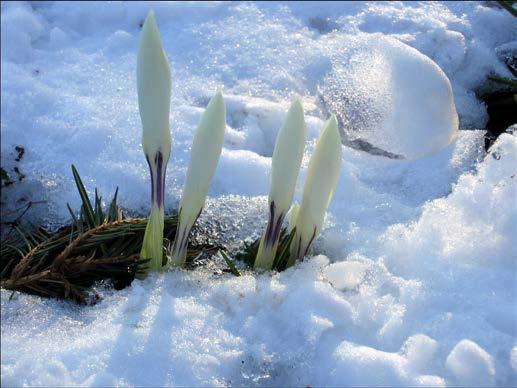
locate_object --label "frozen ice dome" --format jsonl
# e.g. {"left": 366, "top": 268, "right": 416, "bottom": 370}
{"left": 321, "top": 35, "right": 459, "bottom": 159}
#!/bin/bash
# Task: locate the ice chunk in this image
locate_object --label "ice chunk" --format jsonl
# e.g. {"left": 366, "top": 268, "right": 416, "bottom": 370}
{"left": 324, "top": 260, "right": 368, "bottom": 290}
{"left": 445, "top": 339, "right": 496, "bottom": 386}
{"left": 402, "top": 334, "right": 439, "bottom": 375}
{"left": 332, "top": 341, "right": 407, "bottom": 385}
{"left": 320, "top": 35, "right": 459, "bottom": 159}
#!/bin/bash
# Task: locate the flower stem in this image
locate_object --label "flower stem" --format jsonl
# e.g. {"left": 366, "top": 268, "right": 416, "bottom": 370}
{"left": 140, "top": 150, "right": 167, "bottom": 270}
{"left": 168, "top": 207, "right": 200, "bottom": 267}
{"left": 254, "top": 201, "right": 284, "bottom": 269}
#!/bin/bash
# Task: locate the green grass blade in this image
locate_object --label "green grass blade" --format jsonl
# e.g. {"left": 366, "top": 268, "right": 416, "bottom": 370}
{"left": 67, "top": 203, "right": 78, "bottom": 224}
{"left": 71, "top": 165, "right": 96, "bottom": 229}
{"left": 220, "top": 250, "right": 241, "bottom": 276}
{"left": 107, "top": 187, "right": 119, "bottom": 222}
{"left": 94, "top": 189, "right": 104, "bottom": 226}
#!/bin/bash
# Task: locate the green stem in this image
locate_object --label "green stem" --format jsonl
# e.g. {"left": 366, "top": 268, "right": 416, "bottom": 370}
{"left": 168, "top": 218, "right": 191, "bottom": 267}
{"left": 140, "top": 205, "right": 165, "bottom": 270}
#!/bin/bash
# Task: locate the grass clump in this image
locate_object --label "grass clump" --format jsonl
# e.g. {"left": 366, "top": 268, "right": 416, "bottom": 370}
{"left": 0, "top": 165, "right": 218, "bottom": 304}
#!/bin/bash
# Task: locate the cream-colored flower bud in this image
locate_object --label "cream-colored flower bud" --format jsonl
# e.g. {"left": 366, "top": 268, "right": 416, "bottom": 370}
{"left": 169, "top": 92, "right": 226, "bottom": 267}
{"left": 254, "top": 99, "right": 307, "bottom": 269}
{"left": 288, "top": 115, "right": 342, "bottom": 267}
{"left": 138, "top": 10, "right": 172, "bottom": 271}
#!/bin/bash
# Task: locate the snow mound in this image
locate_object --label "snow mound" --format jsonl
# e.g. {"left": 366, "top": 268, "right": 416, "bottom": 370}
{"left": 320, "top": 35, "right": 459, "bottom": 159}
{"left": 446, "top": 339, "right": 496, "bottom": 386}
{"left": 381, "top": 133, "right": 517, "bottom": 275}
{"left": 0, "top": 2, "right": 45, "bottom": 63}
{"left": 0, "top": 256, "right": 435, "bottom": 387}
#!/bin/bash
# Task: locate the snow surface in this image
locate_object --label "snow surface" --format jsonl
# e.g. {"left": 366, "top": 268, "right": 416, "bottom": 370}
{"left": 1, "top": 1, "right": 516, "bottom": 387}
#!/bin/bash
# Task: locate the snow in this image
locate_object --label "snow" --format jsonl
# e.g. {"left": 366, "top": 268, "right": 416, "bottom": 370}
{"left": 1, "top": 1, "right": 516, "bottom": 387}
{"left": 445, "top": 339, "right": 496, "bottom": 386}
{"left": 320, "top": 34, "right": 459, "bottom": 159}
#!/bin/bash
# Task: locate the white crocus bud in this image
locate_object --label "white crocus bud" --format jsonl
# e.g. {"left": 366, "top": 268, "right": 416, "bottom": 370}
{"left": 138, "top": 10, "right": 172, "bottom": 270}
{"left": 254, "top": 99, "right": 307, "bottom": 269}
{"left": 169, "top": 92, "right": 226, "bottom": 267}
{"left": 287, "top": 115, "right": 342, "bottom": 267}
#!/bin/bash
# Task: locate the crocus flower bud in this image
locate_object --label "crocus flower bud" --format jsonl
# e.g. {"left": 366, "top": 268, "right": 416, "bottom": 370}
{"left": 138, "top": 10, "right": 172, "bottom": 270}
{"left": 169, "top": 92, "right": 226, "bottom": 267}
{"left": 254, "top": 99, "right": 307, "bottom": 269}
{"left": 287, "top": 115, "right": 342, "bottom": 267}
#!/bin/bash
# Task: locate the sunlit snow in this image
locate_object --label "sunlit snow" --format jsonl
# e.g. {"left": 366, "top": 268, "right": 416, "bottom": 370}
{"left": 1, "top": 1, "right": 516, "bottom": 387}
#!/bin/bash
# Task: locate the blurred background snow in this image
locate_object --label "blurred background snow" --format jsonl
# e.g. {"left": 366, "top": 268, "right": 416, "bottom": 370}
{"left": 1, "top": 1, "right": 516, "bottom": 387}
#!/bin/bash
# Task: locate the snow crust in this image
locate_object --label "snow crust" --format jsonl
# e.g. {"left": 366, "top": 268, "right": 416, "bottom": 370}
{"left": 1, "top": 1, "right": 516, "bottom": 387}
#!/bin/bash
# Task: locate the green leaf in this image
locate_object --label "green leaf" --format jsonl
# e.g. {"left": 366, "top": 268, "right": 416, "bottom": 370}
{"left": 220, "top": 250, "right": 241, "bottom": 276}
{"left": 94, "top": 188, "right": 104, "bottom": 226}
{"left": 67, "top": 203, "right": 78, "bottom": 224}
{"left": 71, "top": 165, "right": 96, "bottom": 229}
{"left": 274, "top": 227, "right": 297, "bottom": 271}
{"left": 107, "top": 187, "right": 119, "bottom": 222}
